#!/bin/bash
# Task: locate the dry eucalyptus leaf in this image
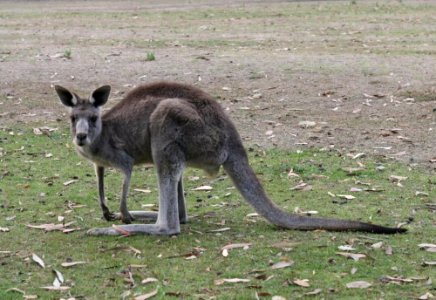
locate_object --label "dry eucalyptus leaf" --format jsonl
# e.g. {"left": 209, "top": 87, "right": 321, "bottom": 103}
{"left": 31, "top": 253, "right": 45, "bottom": 268}
{"left": 6, "top": 287, "right": 25, "bottom": 294}
{"left": 389, "top": 175, "right": 408, "bottom": 183}
{"left": 215, "top": 278, "right": 250, "bottom": 285}
{"left": 337, "top": 195, "right": 355, "bottom": 200}
{"left": 298, "top": 121, "right": 317, "bottom": 128}
{"left": 142, "top": 278, "right": 158, "bottom": 285}
{"left": 271, "top": 241, "right": 301, "bottom": 249}
{"left": 221, "top": 243, "right": 251, "bottom": 257}
{"left": 53, "top": 269, "right": 64, "bottom": 286}
{"left": 271, "top": 260, "right": 294, "bottom": 270}
{"left": 346, "top": 281, "right": 372, "bottom": 289}
{"left": 336, "top": 252, "right": 366, "bottom": 261}
{"left": 134, "top": 289, "right": 158, "bottom": 300}
{"left": 293, "top": 279, "right": 310, "bottom": 287}
{"left": 423, "top": 261, "right": 436, "bottom": 266}
{"left": 304, "top": 288, "right": 322, "bottom": 296}
{"left": 385, "top": 245, "right": 393, "bottom": 255}
{"left": 40, "top": 286, "right": 70, "bottom": 291}
{"left": 338, "top": 245, "right": 356, "bottom": 251}
{"left": 419, "top": 292, "right": 434, "bottom": 300}
{"left": 0, "top": 227, "right": 10, "bottom": 232}
{"left": 418, "top": 244, "right": 436, "bottom": 252}
{"left": 271, "top": 296, "right": 286, "bottom": 300}
{"left": 290, "top": 182, "right": 312, "bottom": 191}
{"left": 133, "top": 188, "right": 152, "bottom": 193}
{"left": 209, "top": 227, "right": 231, "bottom": 233}
{"left": 192, "top": 185, "right": 213, "bottom": 191}
{"left": 61, "top": 261, "right": 86, "bottom": 268}
{"left": 287, "top": 169, "right": 300, "bottom": 177}
{"left": 27, "top": 222, "right": 76, "bottom": 232}
{"left": 63, "top": 179, "right": 78, "bottom": 186}
{"left": 342, "top": 167, "right": 365, "bottom": 175}
{"left": 371, "top": 242, "right": 383, "bottom": 249}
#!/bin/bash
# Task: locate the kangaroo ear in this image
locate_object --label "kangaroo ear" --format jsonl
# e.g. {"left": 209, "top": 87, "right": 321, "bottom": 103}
{"left": 90, "top": 85, "right": 111, "bottom": 107}
{"left": 55, "top": 85, "right": 77, "bottom": 107}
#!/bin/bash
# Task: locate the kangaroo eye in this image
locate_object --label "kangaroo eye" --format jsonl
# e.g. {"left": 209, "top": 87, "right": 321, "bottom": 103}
{"left": 90, "top": 116, "right": 98, "bottom": 123}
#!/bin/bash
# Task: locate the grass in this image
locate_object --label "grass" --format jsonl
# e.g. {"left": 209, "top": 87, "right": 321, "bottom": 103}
{"left": 63, "top": 49, "right": 72, "bottom": 60}
{"left": 1, "top": 2, "right": 435, "bottom": 56}
{"left": 145, "top": 52, "right": 156, "bottom": 62}
{"left": 0, "top": 126, "right": 434, "bottom": 299}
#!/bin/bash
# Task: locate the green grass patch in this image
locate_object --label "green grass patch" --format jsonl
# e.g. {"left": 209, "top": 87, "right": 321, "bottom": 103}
{"left": 0, "top": 126, "right": 434, "bottom": 299}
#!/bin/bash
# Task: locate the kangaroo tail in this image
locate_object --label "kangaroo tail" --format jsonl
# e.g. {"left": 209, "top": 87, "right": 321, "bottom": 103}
{"left": 223, "top": 151, "right": 406, "bottom": 234}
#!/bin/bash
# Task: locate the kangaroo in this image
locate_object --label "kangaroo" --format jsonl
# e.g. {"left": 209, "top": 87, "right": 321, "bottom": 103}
{"left": 55, "top": 82, "right": 406, "bottom": 236}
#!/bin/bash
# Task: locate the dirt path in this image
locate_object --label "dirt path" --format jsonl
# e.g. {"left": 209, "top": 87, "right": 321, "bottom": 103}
{"left": 0, "top": 0, "right": 435, "bottom": 168}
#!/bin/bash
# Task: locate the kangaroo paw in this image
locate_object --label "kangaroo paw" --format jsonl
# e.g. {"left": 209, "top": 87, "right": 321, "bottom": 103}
{"left": 103, "top": 211, "right": 120, "bottom": 221}
{"left": 121, "top": 212, "right": 134, "bottom": 224}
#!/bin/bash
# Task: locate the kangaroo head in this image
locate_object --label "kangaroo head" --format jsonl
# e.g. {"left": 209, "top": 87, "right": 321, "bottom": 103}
{"left": 55, "top": 85, "right": 111, "bottom": 147}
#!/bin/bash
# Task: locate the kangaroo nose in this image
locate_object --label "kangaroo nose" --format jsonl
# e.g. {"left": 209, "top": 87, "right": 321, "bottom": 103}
{"left": 76, "top": 133, "right": 87, "bottom": 142}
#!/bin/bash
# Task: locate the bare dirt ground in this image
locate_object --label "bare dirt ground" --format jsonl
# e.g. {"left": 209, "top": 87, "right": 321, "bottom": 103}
{"left": 0, "top": 0, "right": 435, "bottom": 169}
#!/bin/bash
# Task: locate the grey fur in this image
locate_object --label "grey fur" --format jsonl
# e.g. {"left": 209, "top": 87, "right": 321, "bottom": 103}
{"left": 55, "top": 82, "right": 406, "bottom": 236}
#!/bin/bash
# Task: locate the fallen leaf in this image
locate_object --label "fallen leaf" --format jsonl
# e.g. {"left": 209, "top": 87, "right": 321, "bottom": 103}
{"left": 290, "top": 182, "right": 312, "bottom": 191}
{"left": 337, "top": 194, "right": 355, "bottom": 200}
{"left": 349, "top": 187, "right": 363, "bottom": 192}
{"left": 221, "top": 243, "right": 251, "bottom": 256}
{"left": 40, "top": 286, "right": 70, "bottom": 291}
{"left": 380, "top": 275, "right": 428, "bottom": 284}
{"left": 134, "top": 188, "right": 152, "bottom": 193}
{"left": 294, "top": 207, "right": 319, "bottom": 215}
{"left": 419, "top": 292, "right": 434, "bottom": 300}
{"left": 342, "top": 167, "right": 365, "bottom": 175}
{"left": 336, "top": 252, "right": 366, "bottom": 261}
{"left": 208, "top": 227, "right": 231, "bottom": 233}
{"left": 134, "top": 289, "right": 158, "bottom": 300}
{"left": 61, "top": 261, "right": 86, "bottom": 268}
{"left": 389, "top": 175, "right": 408, "bottom": 183}
{"left": 304, "top": 288, "right": 322, "bottom": 296}
{"left": 192, "top": 185, "right": 213, "bottom": 191}
{"left": 63, "top": 179, "right": 78, "bottom": 186}
{"left": 271, "top": 241, "right": 301, "bottom": 249}
{"left": 32, "top": 253, "right": 45, "bottom": 268}
{"left": 287, "top": 169, "right": 300, "bottom": 177}
{"left": 6, "top": 288, "right": 25, "bottom": 295}
{"left": 346, "top": 281, "right": 372, "bottom": 289}
{"left": 52, "top": 269, "right": 64, "bottom": 287}
{"left": 293, "top": 279, "right": 310, "bottom": 287}
{"left": 352, "top": 153, "right": 365, "bottom": 160}
{"left": 423, "top": 261, "right": 436, "bottom": 266}
{"left": 385, "top": 245, "right": 393, "bottom": 255}
{"left": 27, "top": 222, "right": 76, "bottom": 232}
{"left": 215, "top": 278, "right": 250, "bottom": 285}
{"left": 142, "top": 277, "right": 159, "bottom": 285}
{"left": 0, "top": 227, "right": 10, "bottom": 232}
{"left": 298, "top": 121, "right": 317, "bottom": 128}
{"left": 415, "top": 191, "right": 429, "bottom": 197}
{"left": 338, "top": 245, "right": 356, "bottom": 251}
{"left": 271, "top": 260, "right": 294, "bottom": 269}
{"left": 419, "top": 244, "right": 436, "bottom": 252}
{"left": 371, "top": 242, "right": 383, "bottom": 249}
{"left": 271, "top": 296, "right": 286, "bottom": 300}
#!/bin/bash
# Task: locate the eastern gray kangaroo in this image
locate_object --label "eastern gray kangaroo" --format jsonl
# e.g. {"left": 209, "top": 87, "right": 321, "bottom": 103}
{"left": 55, "top": 82, "right": 406, "bottom": 236}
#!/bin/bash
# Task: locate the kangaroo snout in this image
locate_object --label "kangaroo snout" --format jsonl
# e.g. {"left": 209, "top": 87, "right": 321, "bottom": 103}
{"left": 76, "top": 132, "right": 88, "bottom": 146}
